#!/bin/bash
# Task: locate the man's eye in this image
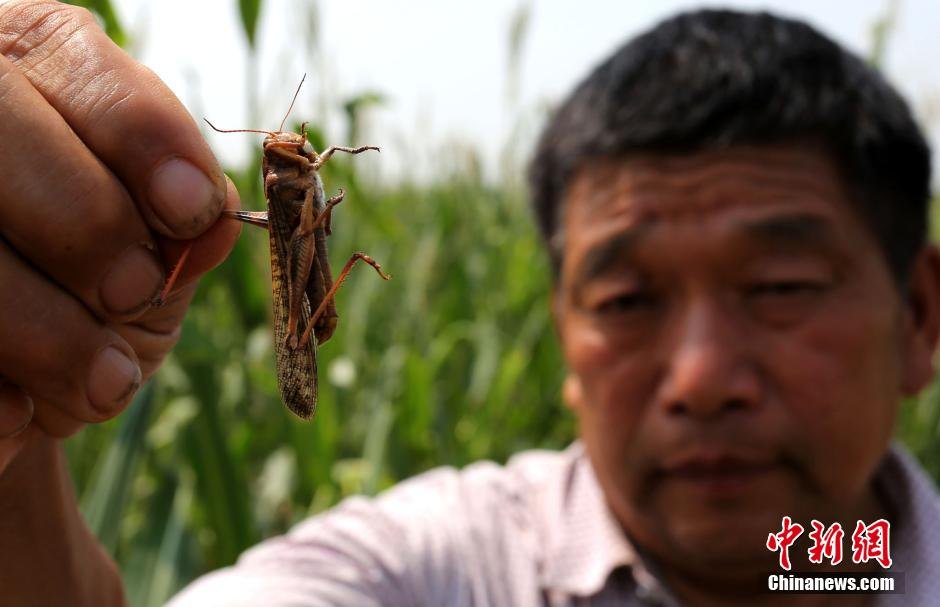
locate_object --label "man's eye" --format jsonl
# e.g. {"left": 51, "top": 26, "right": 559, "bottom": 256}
{"left": 594, "top": 292, "right": 655, "bottom": 313}
{"left": 747, "top": 281, "right": 825, "bottom": 297}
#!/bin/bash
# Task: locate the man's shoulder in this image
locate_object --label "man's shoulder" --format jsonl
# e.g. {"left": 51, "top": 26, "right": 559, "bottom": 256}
{"left": 383, "top": 442, "right": 582, "bottom": 500}
{"left": 291, "top": 442, "right": 584, "bottom": 540}
{"left": 881, "top": 443, "right": 940, "bottom": 522}
{"left": 876, "top": 444, "right": 940, "bottom": 606}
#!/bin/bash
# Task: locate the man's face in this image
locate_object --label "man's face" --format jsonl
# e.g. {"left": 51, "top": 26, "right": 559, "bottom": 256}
{"left": 555, "top": 143, "right": 925, "bottom": 575}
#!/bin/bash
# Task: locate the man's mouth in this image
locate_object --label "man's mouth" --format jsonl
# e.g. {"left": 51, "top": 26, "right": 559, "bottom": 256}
{"left": 657, "top": 449, "right": 782, "bottom": 498}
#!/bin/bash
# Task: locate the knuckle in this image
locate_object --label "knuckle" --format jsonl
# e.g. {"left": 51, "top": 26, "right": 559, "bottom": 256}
{"left": 60, "top": 3, "right": 96, "bottom": 26}
{"left": 68, "top": 64, "right": 135, "bottom": 129}
{"left": 27, "top": 164, "right": 136, "bottom": 267}
{"left": 0, "top": 1, "right": 95, "bottom": 61}
{"left": 49, "top": 2, "right": 96, "bottom": 30}
{"left": 0, "top": 0, "right": 129, "bottom": 130}
{"left": 0, "top": 313, "right": 81, "bottom": 406}
{"left": 62, "top": 196, "right": 132, "bottom": 258}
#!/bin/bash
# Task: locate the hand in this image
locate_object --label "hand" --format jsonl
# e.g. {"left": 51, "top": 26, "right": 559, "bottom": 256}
{"left": 0, "top": 0, "right": 242, "bottom": 472}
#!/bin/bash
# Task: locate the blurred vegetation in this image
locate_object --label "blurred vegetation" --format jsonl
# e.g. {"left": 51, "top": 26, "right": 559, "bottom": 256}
{"left": 62, "top": 0, "right": 940, "bottom": 605}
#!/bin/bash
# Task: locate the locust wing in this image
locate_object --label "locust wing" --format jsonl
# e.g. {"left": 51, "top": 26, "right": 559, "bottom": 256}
{"left": 267, "top": 191, "right": 318, "bottom": 419}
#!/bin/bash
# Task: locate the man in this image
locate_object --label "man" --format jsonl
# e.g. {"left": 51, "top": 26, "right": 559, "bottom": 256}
{"left": 0, "top": 3, "right": 936, "bottom": 607}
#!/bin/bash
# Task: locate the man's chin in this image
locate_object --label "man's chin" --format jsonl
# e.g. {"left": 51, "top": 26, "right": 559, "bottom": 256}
{"left": 670, "top": 513, "right": 775, "bottom": 563}
{"left": 634, "top": 465, "right": 811, "bottom": 564}
{"left": 632, "top": 507, "right": 785, "bottom": 581}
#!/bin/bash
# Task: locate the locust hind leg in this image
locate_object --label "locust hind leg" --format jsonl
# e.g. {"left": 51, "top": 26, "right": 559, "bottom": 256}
{"left": 284, "top": 231, "right": 317, "bottom": 350}
{"left": 283, "top": 188, "right": 349, "bottom": 347}
{"left": 311, "top": 145, "right": 380, "bottom": 171}
{"left": 295, "top": 252, "right": 391, "bottom": 350}
{"left": 151, "top": 243, "right": 193, "bottom": 306}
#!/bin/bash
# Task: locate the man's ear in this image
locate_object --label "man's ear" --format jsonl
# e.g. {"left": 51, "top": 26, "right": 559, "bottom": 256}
{"left": 900, "top": 245, "right": 940, "bottom": 395}
{"left": 563, "top": 373, "right": 587, "bottom": 413}
{"left": 553, "top": 288, "right": 585, "bottom": 413}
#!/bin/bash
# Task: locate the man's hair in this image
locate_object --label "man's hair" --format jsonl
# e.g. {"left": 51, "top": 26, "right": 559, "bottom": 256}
{"left": 528, "top": 9, "right": 932, "bottom": 287}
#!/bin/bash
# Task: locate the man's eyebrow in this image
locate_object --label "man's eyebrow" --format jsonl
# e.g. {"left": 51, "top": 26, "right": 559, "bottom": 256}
{"left": 736, "top": 213, "right": 839, "bottom": 251}
{"left": 571, "top": 225, "right": 649, "bottom": 287}
{"left": 568, "top": 214, "right": 838, "bottom": 286}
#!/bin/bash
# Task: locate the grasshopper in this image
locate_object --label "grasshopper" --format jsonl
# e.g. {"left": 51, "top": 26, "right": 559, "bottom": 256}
{"left": 159, "top": 77, "right": 389, "bottom": 419}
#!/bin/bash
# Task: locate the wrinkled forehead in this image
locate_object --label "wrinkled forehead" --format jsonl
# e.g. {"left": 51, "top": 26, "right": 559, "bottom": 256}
{"left": 564, "top": 144, "right": 850, "bottom": 226}
{"left": 555, "top": 143, "right": 877, "bottom": 279}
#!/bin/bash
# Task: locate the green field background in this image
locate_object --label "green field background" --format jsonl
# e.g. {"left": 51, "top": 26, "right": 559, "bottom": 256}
{"left": 60, "top": 2, "right": 940, "bottom": 605}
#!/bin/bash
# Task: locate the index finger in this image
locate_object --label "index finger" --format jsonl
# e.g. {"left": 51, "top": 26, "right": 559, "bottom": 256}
{"left": 0, "top": 1, "right": 225, "bottom": 240}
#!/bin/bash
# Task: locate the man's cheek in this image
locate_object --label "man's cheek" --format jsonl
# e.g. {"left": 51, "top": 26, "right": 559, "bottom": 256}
{"left": 799, "top": 388, "right": 893, "bottom": 498}
{"left": 566, "top": 317, "right": 651, "bottom": 391}
{"left": 574, "top": 355, "right": 648, "bottom": 431}
{"left": 774, "top": 354, "right": 896, "bottom": 501}
{"left": 563, "top": 328, "right": 646, "bottom": 439}
{"left": 563, "top": 317, "right": 622, "bottom": 370}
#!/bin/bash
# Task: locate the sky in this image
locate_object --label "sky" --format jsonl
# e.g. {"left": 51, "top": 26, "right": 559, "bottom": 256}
{"left": 112, "top": 0, "right": 939, "bottom": 183}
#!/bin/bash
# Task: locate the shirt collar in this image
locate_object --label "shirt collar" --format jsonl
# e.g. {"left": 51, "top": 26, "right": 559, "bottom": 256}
{"left": 538, "top": 441, "right": 665, "bottom": 599}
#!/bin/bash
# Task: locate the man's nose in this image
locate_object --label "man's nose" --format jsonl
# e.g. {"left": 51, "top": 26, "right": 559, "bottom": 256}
{"left": 656, "top": 299, "right": 762, "bottom": 418}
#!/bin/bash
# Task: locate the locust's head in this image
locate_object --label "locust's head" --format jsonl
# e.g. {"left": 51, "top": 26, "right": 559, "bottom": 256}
{"left": 203, "top": 120, "right": 312, "bottom": 157}
{"left": 263, "top": 123, "right": 309, "bottom": 153}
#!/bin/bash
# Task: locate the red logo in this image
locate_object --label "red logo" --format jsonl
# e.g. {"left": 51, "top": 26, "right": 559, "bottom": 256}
{"left": 767, "top": 516, "right": 804, "bottom": 570}
{"left": 767, "top": 517, "right": 891, "bottom": 570}
{"left": 807, "top": 521, "right": 844, "bottom": 565}
{"left": 851, "top": 519, "right": 892, "bottom": 569}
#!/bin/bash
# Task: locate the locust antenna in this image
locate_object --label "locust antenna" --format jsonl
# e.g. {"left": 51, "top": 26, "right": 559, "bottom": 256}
{"left": 204, "top": 118, "right": 275, "bottom": 137}
{"left": 279, "top": 73, "right": 307, "bottom": 133}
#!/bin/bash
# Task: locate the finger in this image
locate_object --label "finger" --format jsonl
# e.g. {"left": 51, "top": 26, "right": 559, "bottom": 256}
{"left": 156, "top": 176, "right": 243, "bottom": 295}
{"left": 117, "top": 283, "right": 198, "bottom": 379}
{"left": 0, "top": 237, "right": 141, "bottom": 429}
{"left": 0, "top": 380, "right": 32, "bottom": 439}
{"left": 0, "top": 55, "right": 164, "bottom": 320}
{"left": 110, "top": 180, "right": 241, "bottom": 382}
{"left": 0, "top": 2, "right": 226, "bottom": 240}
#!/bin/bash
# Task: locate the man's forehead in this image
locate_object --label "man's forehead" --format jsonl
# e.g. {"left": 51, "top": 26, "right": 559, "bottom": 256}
{"left": 556, "top": 143, "right": 873, "bottom": 283}
{"left": 569, "top": 211, "right": 846, "bottom": 289}
{"left": 563, "top": 143, "right": 849, "bottom": 224}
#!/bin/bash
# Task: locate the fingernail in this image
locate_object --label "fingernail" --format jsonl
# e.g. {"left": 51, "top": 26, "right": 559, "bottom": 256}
{"left": 87, "top": 347, "right": 141, "bottom": 415}
{"left": 0, "top": 380, "right": 33, "bottom": 439}
{"left": 150, "top": 158, "right": 223, "bottom": 238}
{"left": 99, "top": 243, "right": 164, "bottom": 315}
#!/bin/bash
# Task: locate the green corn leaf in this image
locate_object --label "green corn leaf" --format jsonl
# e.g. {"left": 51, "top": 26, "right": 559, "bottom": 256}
{"left": 238, "top": 0, "right": 263, "bottom": 48}
{"left": 79, "top": 382, "right": 155, "bottom": 552}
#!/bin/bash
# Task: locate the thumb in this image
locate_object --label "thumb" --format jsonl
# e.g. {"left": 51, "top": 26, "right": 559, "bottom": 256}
{"left": 0, "top": 1, "right": 225, "bottom": 240}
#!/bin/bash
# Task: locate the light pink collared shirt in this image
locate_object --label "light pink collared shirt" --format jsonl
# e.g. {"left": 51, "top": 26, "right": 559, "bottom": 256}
{"left": 170, "top": 442, "right": 940, "bottom": 606}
